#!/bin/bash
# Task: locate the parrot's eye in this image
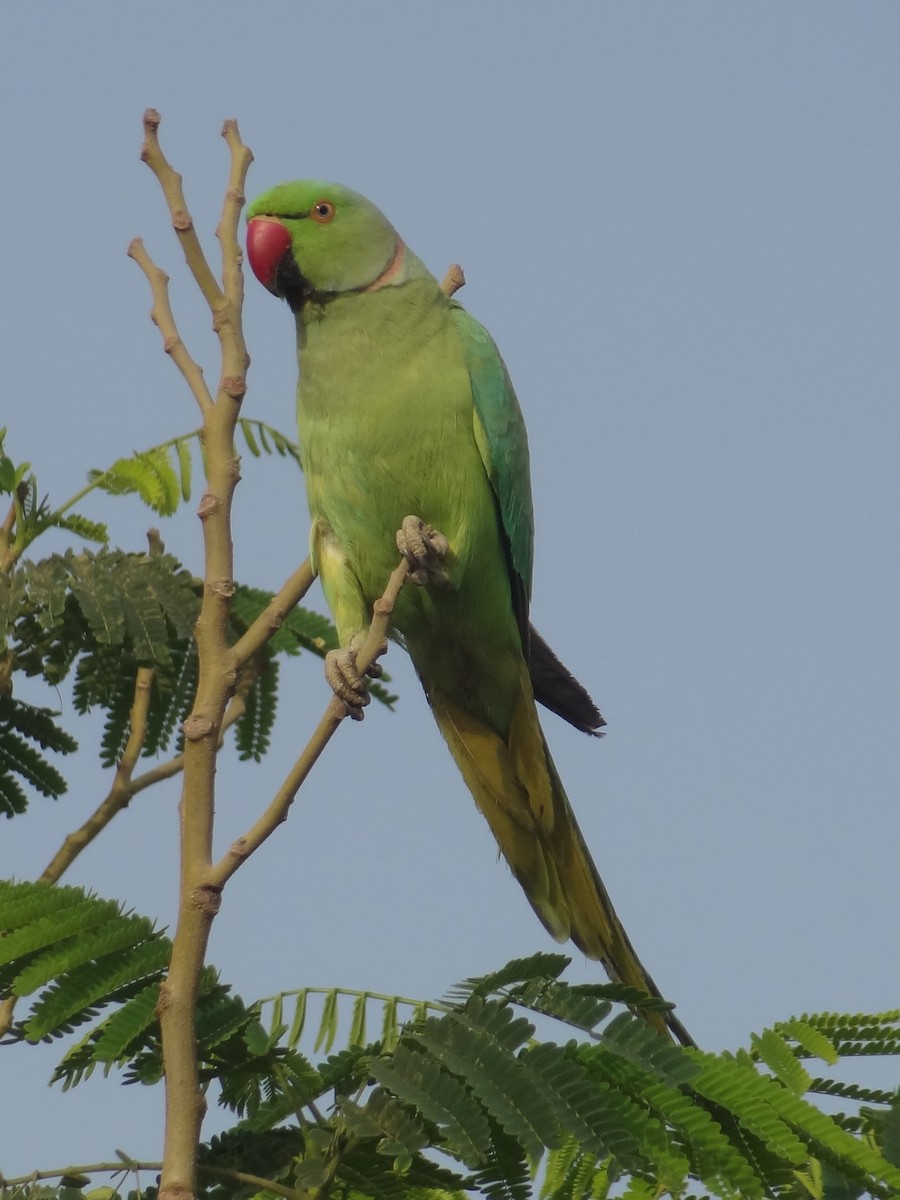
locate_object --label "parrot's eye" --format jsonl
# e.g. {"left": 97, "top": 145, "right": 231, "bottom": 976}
{"left": 310, "top": 200, "right": 336, "bottom": 224}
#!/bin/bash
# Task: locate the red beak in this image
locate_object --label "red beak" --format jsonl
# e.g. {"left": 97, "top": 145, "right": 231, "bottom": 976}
{"left": 246, "top": 218, "right": 293, "bottom": 292}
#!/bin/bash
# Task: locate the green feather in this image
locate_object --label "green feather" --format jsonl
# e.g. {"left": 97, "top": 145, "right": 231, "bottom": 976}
{"left": 450, "top": 302, "right": 534, "bottom": 601}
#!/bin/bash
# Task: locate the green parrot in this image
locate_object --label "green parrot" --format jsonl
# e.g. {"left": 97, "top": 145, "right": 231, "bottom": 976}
{"left": 245, "top": 182, "right": 691, "bottom": 1045}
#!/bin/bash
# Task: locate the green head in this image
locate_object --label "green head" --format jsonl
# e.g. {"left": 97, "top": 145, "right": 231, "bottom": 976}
{"left": 246, "top": 181, "right": 401, "bottom": 310}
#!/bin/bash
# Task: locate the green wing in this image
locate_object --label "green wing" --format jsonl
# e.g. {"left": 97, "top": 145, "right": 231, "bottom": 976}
{"left": 450, "top": 303, "right": 535, "bottom": 619}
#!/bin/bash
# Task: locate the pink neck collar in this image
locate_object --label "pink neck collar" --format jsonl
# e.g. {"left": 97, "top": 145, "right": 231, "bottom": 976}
{"left": 365, "top": 240, "right": 406, "bottom": 292}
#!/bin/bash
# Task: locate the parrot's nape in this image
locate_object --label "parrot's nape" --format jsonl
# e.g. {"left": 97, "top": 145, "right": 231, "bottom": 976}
{"left": 245, "top": 181, "right": 692, "bottom": 1047}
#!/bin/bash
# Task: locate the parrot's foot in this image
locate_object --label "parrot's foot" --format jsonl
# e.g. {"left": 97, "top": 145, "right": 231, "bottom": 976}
{"left": 396, "top": 516, "right": 450, "bottom": 587}
{"left": 324, "top": 634, "right": 388, "bottom": 721}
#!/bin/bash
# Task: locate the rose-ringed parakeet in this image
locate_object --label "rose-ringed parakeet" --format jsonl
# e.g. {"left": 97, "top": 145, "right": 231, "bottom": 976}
{"left": 245, "top": 182, "right": 691, "bottom": 1045}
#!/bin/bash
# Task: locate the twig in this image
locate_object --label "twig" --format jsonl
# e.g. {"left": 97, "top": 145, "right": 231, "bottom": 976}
{"left": 38, "top": 688, "right": 250, "bottom": 887}
{"left": 440, "top": 263, "right": 466, "bottom": 297}
{"left": 229, "top": 557, "right": 315, "bottom": 668}
{"left": 39, "top": 665, "right": 154, "bottom": 885}
{"left": 208, "top": 559, "right": 410, "bottom": 889}
{"left": 127, "top": 238, "right": 214, "bottom": 416}
{"left": 140, "top": 109, "right": 224, "bottom": 314}
{"left": 215, "top": 120, "right": 253, "bottom": 380}
{"left": 0, "top": 1160, "right": 313, "bottom": 1200}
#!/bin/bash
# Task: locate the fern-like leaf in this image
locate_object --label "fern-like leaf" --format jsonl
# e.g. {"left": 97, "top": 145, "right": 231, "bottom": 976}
{"left": 751, "top": 1027, "right": 812, "bottom": 1094}
{"left": 238, "top": 419, "right": 301, "bottom": 466}
{"left": 0, "top": 696, "right": 75, "bottom": 814}
{"left": 445, "top": 951, "right": 572, "bottom": 1004}
{"left": 25, "top": 936, "right": 172, "bottom": 1040}
{"left": 369, "top": 1041, "right": 493, "bottom": 1166}
{"left": 411, "top": 999, "right": 557, "bottom": 1160}
{"left": 89, "top": 448, "right": 182, "bottom": 516}
{"left": 49, "top": 512, "right": 109, "bottom": 545}
{"left": 234, "top": 660, "right": 277, "bottom": 761}
{"left": 341, "top": 1086, "right": 430, "bottom": 1158}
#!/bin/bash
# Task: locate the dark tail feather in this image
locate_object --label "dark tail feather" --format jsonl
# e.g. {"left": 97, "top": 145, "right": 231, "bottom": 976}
{"left": 529, "top": 625, "right": 605, "bottom": 735}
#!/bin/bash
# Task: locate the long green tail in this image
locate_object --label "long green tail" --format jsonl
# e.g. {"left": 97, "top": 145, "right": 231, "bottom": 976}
{"left": 428, "top": 664, "right": 693, "bottom": 1046}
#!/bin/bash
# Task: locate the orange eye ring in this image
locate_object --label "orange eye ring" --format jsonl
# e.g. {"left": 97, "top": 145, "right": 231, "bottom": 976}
{"left": 310, "top": 199, "right": 336, "bottom": 224}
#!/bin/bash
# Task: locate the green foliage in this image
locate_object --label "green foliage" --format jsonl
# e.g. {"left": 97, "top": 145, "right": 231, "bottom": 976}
{"left": 89, "top": 449, "right": 183, "bottom": 517}
{"left": 0, "top": 427, "right": 32, "bottom": 496}
{"left": 0, "top": 559, "right": 390, "bottom": 807}
{"left": 0, "top": 696, "right": 76, "bottom": 817}
{"left": 4, "top": 900, "right": 897, "bottom": 1200}
{"left": 0, "top": 880, "right": 270, "bottom": 1112}
{"left": 0, "top": 547, "right": 200, "bottom": 805}
{"left": 203, "top": 967, "right": 900, "bottom": 1200}
{"left": 0, "top": 880, "right": 169, "bottom": 1044}
{"left": 85, "top": 421, "right": 301, "bottom": 516}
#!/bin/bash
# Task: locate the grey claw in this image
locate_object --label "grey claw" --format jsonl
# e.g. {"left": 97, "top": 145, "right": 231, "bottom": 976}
{"left": 396, "top": 515, "right": 451, "bottom": 587}
{"left": 325, "top": 648, "right": 371, "bottom": 718}
{"left": 324, "top": 636, "right": 390, "bottom": 720}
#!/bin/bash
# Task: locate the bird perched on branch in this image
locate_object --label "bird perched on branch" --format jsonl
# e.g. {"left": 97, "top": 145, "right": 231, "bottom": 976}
{"left": 246, "top": 182, "right": 691, "bottom": 1045}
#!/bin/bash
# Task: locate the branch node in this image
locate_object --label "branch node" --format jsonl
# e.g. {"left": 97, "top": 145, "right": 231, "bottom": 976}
{"left": 172, "top": 209, "right": 193, "bottom": 233}
{"left": 209, "top": 578, "right": 236, "bottom": 599}
{"left": 197, "top": 492, "right": 218, "bottom": 520}
{"left": 220, "top": 374, "right": 247, "bottom": 400}
{"left": 182, "top": 714, "right": 214, "bottom": 741}
{"left": 156, "top": 980, "right": 172, "bottom": 1015}
{"left": 160, "top": 1185, "right": 193, "bottom": 1200}
{"left": 193, "top": 885, "right": 222, "bottom": 916}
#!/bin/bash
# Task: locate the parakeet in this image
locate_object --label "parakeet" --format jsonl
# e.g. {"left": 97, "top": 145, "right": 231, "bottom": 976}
{"left": 245, "top": 182, "right": 691, "bottom": 1045}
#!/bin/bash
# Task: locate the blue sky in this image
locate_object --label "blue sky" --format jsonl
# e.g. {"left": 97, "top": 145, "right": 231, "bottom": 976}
{"left": 2, "top": 1, "right": 899, "bottom": 1178}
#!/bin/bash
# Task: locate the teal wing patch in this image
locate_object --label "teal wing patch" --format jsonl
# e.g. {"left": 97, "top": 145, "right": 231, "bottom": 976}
{"left": 450, "top": 302, "right": 535, "bottom": 604}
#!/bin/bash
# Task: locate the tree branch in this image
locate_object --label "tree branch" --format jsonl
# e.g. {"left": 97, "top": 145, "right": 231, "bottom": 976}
{"left": 127, "top": 238, "right": 214, "bottom": 415}
{"left": 0, "top": 1160, "right": 314, "bottom": 1200}
{"left": 209, "top": 559, "right": 410, "bottom": 889}
{"left": 36, "top": 687, "right": 249, "bottom": 888}
{"left": 39, "top": 665, "right": 153, "bottom": 884}
{"left": 132, "top": 111, "right": 253, "bottom": 1200}
{"left": 229, "top": 557, "right": 316, "bottom": 668}
{"left": 140, "top": 109, "right": 225, "bottom": 315}
{"left": 440, "top": 263, "right": 466, "bottom": 297}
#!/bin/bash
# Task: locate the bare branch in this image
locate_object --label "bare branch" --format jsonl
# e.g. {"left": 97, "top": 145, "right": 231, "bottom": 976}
{"left": 441, "top": 263, "right": 466, "bottom": 297}
{"left": 132, "top": 111, "right": 253, "bottom": 1200}
{"left": 127, "top": 237, "right": 214, "bottom": 415}
{"left": 36, "top": 688, "right": 249, "bottom": 887}
{"left": 229, "top": 557, "right": 316, "bottom": 669}
{"left": 39, "top": 666, "right": 154, "bottom": 885}
{"left": 140, "top": 109, "right": 224, "bottom": 312}
{"left": 209, "top": 559, "right": 410, "bottom": 889}
{"left": 0, "top": 1160, "right": 313, "bottom": 1200}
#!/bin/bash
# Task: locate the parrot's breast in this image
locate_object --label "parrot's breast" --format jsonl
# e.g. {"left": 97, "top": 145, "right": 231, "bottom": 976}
{"left": 295, "top": 281, "right": 512, "bottom": 652}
